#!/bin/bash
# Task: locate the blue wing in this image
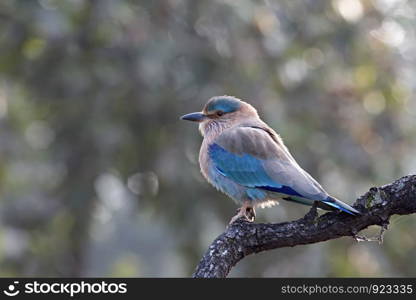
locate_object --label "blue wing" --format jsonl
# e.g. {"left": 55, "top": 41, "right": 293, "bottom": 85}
{"left": 208, "top": 129, "right": 314, "bottom": 200}
{"left": 209, "top": 143, "right": 303, "bottom": 198}
{"left": 208, "top": 125, "right": 361, "bottom": 215}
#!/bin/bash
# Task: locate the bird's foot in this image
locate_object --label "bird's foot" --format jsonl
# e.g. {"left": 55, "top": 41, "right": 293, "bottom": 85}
{"left": 228, "top": 205, "right": 256, "bottom": 225}
{"left": 245, "top": 206, "right": 256, "bottom": 222}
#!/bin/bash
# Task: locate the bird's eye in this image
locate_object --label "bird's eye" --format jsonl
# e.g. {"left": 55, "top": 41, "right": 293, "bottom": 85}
{"left": 216, "top": 111, "right": 224, "bottom": 117}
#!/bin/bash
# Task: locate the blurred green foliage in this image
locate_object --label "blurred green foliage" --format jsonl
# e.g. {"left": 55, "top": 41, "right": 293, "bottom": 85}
{"left": 0, "top": 0, "right": 415, "bottom": 277}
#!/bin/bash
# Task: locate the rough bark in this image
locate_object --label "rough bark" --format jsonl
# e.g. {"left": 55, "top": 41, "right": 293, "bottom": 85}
{"left": 193, "top": 175, "right": 416, "bottom": 278}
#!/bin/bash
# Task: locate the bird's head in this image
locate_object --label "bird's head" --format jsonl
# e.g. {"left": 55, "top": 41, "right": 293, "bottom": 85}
{"left": 180, "top": 96, "right": 258, "bottom": 136}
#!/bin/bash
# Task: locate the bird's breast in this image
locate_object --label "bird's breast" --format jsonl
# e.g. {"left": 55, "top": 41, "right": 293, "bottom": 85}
{"left": 199, "top": 139, "right": 228, "bottom": 191}
{"left": 198, "top": 139, "right": 211, "bottom": 182}
{"left": 198, "top": 139, "right": 245, "bottom": 203}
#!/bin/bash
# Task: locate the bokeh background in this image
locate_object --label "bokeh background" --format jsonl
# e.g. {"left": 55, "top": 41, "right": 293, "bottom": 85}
{"left": 0, "top": 0, "right": 415, "bottom": 277}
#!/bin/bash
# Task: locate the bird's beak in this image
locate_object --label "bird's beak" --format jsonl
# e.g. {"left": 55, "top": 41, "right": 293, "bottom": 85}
{"left": 180, "top": 112, "right": 207, "bottom": 122}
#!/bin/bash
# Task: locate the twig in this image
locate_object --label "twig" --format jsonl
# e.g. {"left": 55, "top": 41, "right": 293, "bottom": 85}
{"left": 193, "top": 175, "right": 416, "bottom": 278}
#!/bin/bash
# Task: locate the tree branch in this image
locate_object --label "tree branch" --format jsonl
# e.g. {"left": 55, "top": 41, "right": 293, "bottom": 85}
{"left": 193, "top": 175, "right": 416, "bottom": 278}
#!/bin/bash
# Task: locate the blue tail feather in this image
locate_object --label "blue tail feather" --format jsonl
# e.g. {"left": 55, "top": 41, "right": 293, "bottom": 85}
{"left": 323, "top": 196, "right": 361, "bottom": 215}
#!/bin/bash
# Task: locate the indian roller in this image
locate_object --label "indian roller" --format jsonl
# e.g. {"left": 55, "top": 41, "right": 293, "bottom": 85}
{"left": 181, "top": 96, "right": 360, "bottom": 223}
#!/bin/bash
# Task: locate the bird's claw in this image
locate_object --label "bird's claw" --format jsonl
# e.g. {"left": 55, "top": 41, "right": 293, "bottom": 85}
{"left": 245, "top": 207, "right": 256, "bottom": 222}
{"left": 228, "top": 206, "right": 256, "bottom": 226}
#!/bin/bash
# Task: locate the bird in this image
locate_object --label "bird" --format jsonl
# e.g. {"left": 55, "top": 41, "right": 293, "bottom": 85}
{"left": 180, "top": 95, "right": 360, "bottom": 224}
